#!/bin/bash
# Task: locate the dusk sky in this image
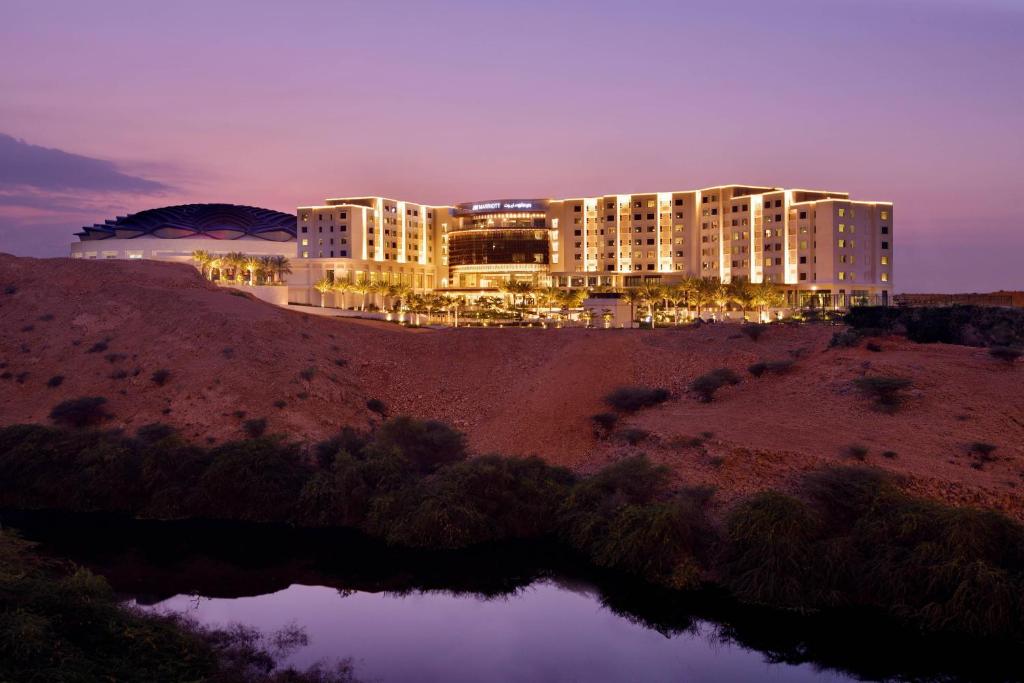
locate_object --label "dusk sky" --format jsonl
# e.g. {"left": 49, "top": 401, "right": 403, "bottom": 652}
{"left": 1, "top": 0, "right": 1021, "bottom": 292}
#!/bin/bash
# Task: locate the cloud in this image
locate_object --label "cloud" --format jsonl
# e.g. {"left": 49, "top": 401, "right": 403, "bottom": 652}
{"left": 0, "top": 132, "right": 170, "bottom": 194}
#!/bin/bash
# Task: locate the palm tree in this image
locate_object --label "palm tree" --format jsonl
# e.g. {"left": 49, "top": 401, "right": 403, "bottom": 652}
{"left": 331, "top": 278, "right": 351, "bottom": 308}
{"left": 243, "top": 256, "right": 262, "bottom": 286}
{"left": 499, "top": 280, "right": 534, "bottom": 315}
{"left": 753, "top": 280, "right": 786, "bottom": 321}
{"left": 352, "top": 276, "right": 372, "bottom": 311}
{"left": 635, "top": 283, "right": 665, "bottom": 325}
{"left": 727, "top": 277, "right": 758, "bottom": 321}
{"left": 191, "top": 250, "right": 213, "bottom": 279}
{"left": 663, "top": 284, "right": 687, "bottom": 324}
{"left": 313, "top": 277, "right": 333, "bottom": 308}
{"left": 223, "top": 252, "right": 247, "bottom": 283}
{"left": 269, "top": 255, "right": 292, "bottom": 284}
{"left": 560, "top": 288, "right": 587, "bottom": 311}
{"left": 388, "top": 283, "right": 412, "bottom": 312}
{"left": 691, "top": 278, "right": 722, "bottom": 320}
{"left": 252, "top": 258, "right": 270, "bottom": 286}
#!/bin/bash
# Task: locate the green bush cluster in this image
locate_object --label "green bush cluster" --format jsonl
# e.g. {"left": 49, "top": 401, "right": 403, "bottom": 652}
{"left": 603, "top": 386, "right": 670, "bottom": 412}
{"left": 747, "top": 359, "right": 794, "bottom": 377}
{"left": 1, "top": 422, "right": 1023, "bottom": 642}
{"left": 845, "top": 305, "right": 1024, "bottom": 347}
{"left": 852, "top": 376, "right": 913, "bottom": 413}
{"left": 722, "top": 467, "right": 1024, "bottom": 640}
{"left": 690, "top": 368, "right": 741, "bottom": 402}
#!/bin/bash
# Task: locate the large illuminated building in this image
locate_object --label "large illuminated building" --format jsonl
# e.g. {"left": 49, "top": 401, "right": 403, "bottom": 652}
{"left": 290, "top": 186, "right": 893, "bottom": 308}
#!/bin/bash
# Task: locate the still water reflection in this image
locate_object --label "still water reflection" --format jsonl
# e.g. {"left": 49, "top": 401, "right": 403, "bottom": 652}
{"left": 142, "top": 581, "right": 845, "bottom": 683}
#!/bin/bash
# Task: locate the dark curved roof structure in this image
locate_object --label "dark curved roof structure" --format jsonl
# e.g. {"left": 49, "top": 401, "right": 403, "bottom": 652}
{"left": 76, "top": 203, "right": 297, "bottom": 242}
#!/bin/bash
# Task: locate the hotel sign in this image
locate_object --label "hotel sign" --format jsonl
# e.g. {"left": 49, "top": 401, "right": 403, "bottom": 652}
{"left": 455, "top": 199, "right": 549, "bottom": 215}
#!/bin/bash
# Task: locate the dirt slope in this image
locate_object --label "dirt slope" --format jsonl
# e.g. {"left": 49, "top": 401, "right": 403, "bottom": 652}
{"left": 1, "top": 255, "right": 1022, "bottom": 518}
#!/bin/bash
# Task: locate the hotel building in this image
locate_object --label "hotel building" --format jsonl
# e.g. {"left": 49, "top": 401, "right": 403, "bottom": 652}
{"left": 289, "top": 185, "right": 893, "bottom": 308}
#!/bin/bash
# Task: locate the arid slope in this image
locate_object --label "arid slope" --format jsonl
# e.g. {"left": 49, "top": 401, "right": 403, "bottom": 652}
{"left": 2, "top": 255, "right": 1021, "bottom": 518}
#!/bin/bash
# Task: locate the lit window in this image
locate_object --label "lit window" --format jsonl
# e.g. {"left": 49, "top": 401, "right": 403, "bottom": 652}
{"left": 881, "top": 272, "right": 889, "bottom": 282}
{"left": 880, "top": 256, "right": 889, "bottom": 265}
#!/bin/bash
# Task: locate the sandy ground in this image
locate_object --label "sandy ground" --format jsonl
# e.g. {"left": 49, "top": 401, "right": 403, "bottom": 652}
{"left": 2, "top": 255, "right": 1022, "bottom": 519}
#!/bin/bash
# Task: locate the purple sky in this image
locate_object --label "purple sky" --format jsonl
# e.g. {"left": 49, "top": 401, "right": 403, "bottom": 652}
{"left": 1, "top": 0, "right": 1021, "bottom": 292}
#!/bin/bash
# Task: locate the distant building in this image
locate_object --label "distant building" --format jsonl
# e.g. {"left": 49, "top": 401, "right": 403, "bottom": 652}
{"left": 895, "top": 291, "right": 1024, "bottom": 308}
{"left": 291, "top": 185, "right": 893, "bottom": 309}
{"left": 70, "top": 203, "right": 296, "bottom": 264}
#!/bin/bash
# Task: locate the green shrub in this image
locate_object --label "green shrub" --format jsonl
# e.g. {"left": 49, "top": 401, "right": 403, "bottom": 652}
{"left": 299, "top": 366, "right": 316, "bottom": 381}
{"left": 375, "top": 456, "right": 574, "bottom": 549}
{"left": 591, "top": 412, "right": 619, "bottom": 435}
{"left": 829, "top": 329, "right": 861, "bottom": 348}
{"left": 371, "top": 416, "right": 466, "bottom": 474}
{"left": 748, "top": 359, "right": 794, "bottom": 377}
{"left": 843, "top": 444, "right": 869, "bottom": 461}
{"left": 49, "top": 397, "right": 111, "bottom": 428}
{"left": 86, "top": 340, "right": 108, "bottom": 353}
{"left": 988, "top": 346, "right": 1022, "bottom": 365}
{"left": 591, "top": 495, "right": 710, "bottom": 589}
{"left": 617, "top": 428, "right": 649, "bottom": 445}
{"left": 135, "top": 422, "right": 176, "bottom": 443}
{"left": 690, "top": 368, "right": 740, "bottom": 402}
{"left": 150, "top": 368, "right": 171, "bottom": 386}
{"left": 604, "top": 386, "right": 670, "bottom": 412}
{"left": 721, "top": 491, "right": 824, "bottom": 607}
{"left": 559, "top": 456, "right": 671, "bottom": 556}
{"left": 366, "top": 398, "right": 387, "bottom": 416}
{"left": 242, "top": 417, "right": 268, "bottom": 438}
{"left": 191, "top": 439, "right": 310, "bottom": 522}
{"left": 740, "top": 324, "right": 766, "bottom": 341}
{"left": 45, "top": 375, "right": 64, "bottom": 388}
{"left": 853, "top": 376, "right": 912, "bottom": 412}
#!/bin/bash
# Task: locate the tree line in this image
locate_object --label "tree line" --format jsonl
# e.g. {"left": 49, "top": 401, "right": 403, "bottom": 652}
{"left": 191, "top": 250, "right": 292, "bottom": 286}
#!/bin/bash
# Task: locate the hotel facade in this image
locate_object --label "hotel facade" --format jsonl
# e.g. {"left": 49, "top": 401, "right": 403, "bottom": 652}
{"left": 289, "top": 185, "right": 893, "bottom": 309}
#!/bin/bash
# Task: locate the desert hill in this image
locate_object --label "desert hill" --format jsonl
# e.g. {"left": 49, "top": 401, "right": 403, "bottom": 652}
{"left": 1, "top": 254, "right": 1021, "bottom": 518}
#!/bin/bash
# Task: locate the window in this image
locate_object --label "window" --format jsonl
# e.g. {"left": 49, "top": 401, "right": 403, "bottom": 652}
{"left": 838, "top": 239, "right": 846, "bottom": 248}
{"left": 880, "top": 256, "right": 889, "bottom": 265}
{"left": 573, "top": 205, "right": 582, "bottom": 212}
{"left": 881, "top": 272, "right": 889, "bottom": 282}
{"left": 838, "top": 224, "right": 845, "bottom": 233}
{"left": 799, "top": 211, "right": 807, "bottom": 219}
{"left": 838, "top": 208, "right": 846, "bottom": 217}
{"left": 881, "top": 210, "right": 889, "bottom": 220}
{"left": 881, "top": 226, "right": 889, "bottom": 234}
{"left": 799, "top": 272, "right": 807, "bottom": 281}
{"left": 674, "top": 199, "right": 683, "bottom": 206}
{"left": 881, "top": 241, "right": 889, "bottom": 249}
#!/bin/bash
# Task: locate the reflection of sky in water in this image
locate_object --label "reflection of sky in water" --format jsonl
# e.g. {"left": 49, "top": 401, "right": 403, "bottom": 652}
{"left": 140, "top": 580, "right": 852, "bottom": 683}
